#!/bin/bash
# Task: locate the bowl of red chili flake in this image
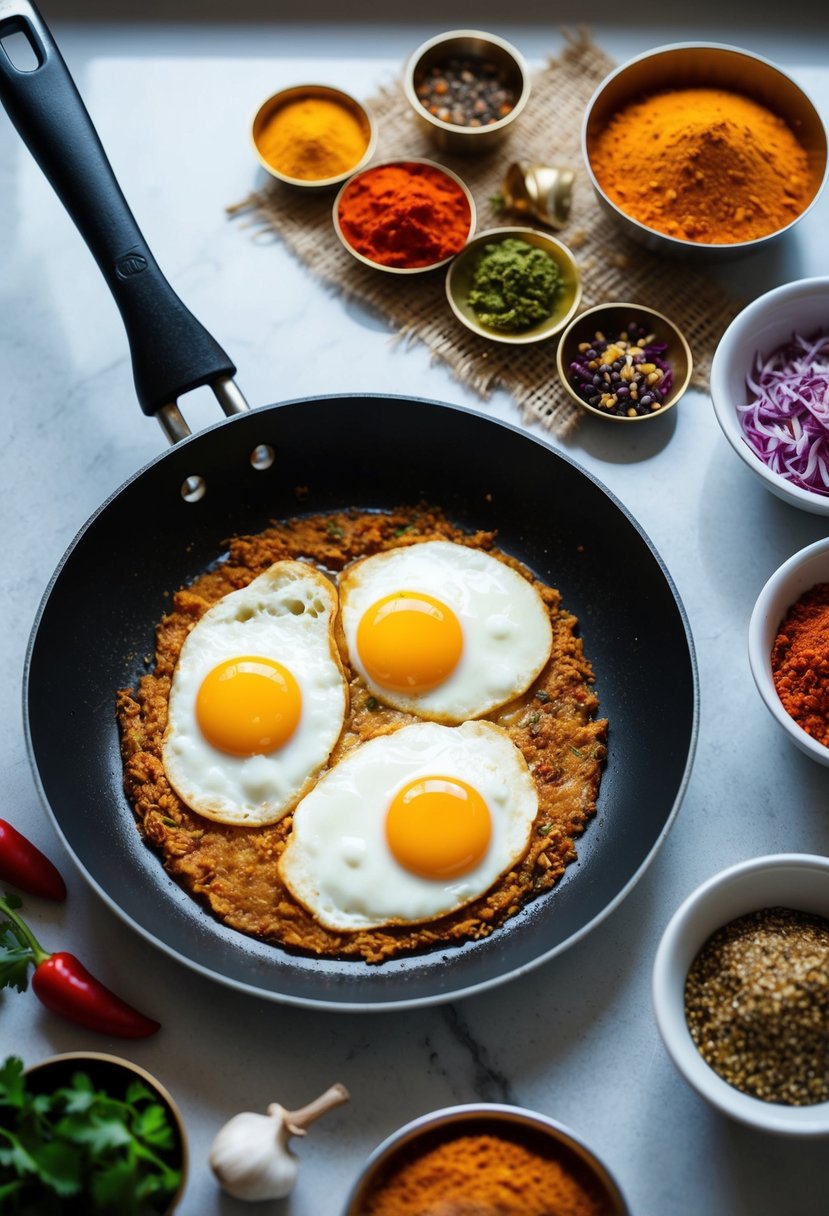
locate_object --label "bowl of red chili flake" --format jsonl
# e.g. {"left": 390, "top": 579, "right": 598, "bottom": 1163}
{"left": 653, "top": 852, "right": 829, "bottom": 1135}
{"left": 749, "top": 536, "right": 829, "bottom": 766}
{"left": 403, "top": 29, "right": 531, "bottom": 156}
{"left": 556, "top": 302, "right": 692, "bottom": 422}
{"left": 333, "top": 159, "right": 476, "bottom": 273}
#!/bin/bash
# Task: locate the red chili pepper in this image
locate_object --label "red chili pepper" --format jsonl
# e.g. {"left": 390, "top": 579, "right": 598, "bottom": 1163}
{"left": 0, "top": 819, "right": 67, "bottom": 901}
{"left": 0, "top": 893, "right": 159, "bottom": 1038}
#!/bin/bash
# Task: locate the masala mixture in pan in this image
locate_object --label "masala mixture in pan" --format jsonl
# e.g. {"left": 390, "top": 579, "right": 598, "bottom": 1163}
{"left": 116, "top": 505, "right": 607, "bottom": 963}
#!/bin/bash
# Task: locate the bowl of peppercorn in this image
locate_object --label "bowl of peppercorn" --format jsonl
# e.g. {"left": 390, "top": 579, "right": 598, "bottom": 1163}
{"left": 446, "top": 227, "right": 581, "bottom": 344}
{"left": 403, "top": 29, "right": 531, "bottom": 156}
{"left": 748, "top": 537, "right": 829, "bottom": 767}
{"left": 652, "top": 853, "right": 829, "bottom": 1136}
{"left": 556, "top": 302, "right": 693, "bottom": 422}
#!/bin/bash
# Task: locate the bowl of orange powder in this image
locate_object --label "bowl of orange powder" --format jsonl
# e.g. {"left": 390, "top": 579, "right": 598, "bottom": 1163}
{"left": 583, "top": 43, "right": 827, "bottom": 258}
{"left": 333, "top": 159, "right": 476, "bottom": 273}
{"left": 341, "top": 1103, "right": 630, "bottom": 1216}
{"left": 749, "top": 538, "right": 829, "bottom": 767}
{"left": 252, "top": 84, "right": 376, "bottom": 188}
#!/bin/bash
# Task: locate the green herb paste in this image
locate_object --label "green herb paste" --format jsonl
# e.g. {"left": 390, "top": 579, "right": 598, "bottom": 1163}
{"left": 466, "top": 237, "right": 562, "bottom": 332}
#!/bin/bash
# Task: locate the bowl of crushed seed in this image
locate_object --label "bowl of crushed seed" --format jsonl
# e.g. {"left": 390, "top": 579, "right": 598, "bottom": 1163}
{"left": 653, "top": 853, "right": 829, "bottom": 1135}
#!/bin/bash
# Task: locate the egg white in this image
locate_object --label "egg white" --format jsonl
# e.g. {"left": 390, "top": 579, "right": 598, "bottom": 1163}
{"left": 339, "top": 540, "right": 553, "bottom": 723}
{"left": 278, "top": 719, "right": 538, "bottom": 931}
{"left": 162, "top": 561, "right": 347, "bottom": 826}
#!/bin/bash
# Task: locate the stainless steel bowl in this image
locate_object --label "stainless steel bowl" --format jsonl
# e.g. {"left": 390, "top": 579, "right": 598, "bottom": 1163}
{"left": 582, "top": 42, "right": 827, "bottom": 259}
{"left": 342, "top": 1103, "right": 630, "bottom": 1215}
{"left": 403, "top": 29, "right": 531, "bottom": 156}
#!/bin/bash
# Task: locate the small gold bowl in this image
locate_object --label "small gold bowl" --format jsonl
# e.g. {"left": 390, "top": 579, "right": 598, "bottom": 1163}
{"left": 403, "top": 29, "right": 531, "bottom": 156}
{"left": 556, "top": 302, "right": 693, "bottom": 423}
{"left": 583, "top": 43, "right": 827, "bottom": 259}
{"left": 446, "top": 227, "right": 581, "bottom": 344}
{"left": 333, "top": 158, "right": 476, "bottom": 274}
{"left": 251, "top": 83, "right": 376, "bottom": 188}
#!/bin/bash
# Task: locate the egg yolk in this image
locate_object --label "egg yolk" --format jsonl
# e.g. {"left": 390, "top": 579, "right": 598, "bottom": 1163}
{"left": 196, "top": 655, "right": 302, "bottom": 756}
{"left": 356, "top": 591, "right": 463, "bottom": 692}
{"left": 386, "top": 776, "right": 491, "bottom": 879}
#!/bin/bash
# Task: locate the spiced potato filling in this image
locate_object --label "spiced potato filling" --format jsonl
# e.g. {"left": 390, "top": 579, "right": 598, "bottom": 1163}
{"left": 116, "top": 505, "right": 607, "bottom": 963}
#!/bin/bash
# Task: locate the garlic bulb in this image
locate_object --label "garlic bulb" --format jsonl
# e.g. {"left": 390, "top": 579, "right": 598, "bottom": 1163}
{"left": 209, "top": 1082, "right": 350, "bottom": 1202}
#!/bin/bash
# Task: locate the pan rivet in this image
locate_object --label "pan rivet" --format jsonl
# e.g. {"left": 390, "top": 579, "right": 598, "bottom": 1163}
{"left": 250, "top": 444, "right": 275, "bottom": 471}
{"left": 181, "top": 475, "right": 207, "bottom": 503}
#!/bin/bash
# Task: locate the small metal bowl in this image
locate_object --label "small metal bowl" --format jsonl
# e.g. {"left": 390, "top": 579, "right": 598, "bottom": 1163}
{"left": 748, "top": 538, "right": 829, "bottom": 766}
{"left": 556, "top": 302, "right": 693, "bottom": 423}
{"left": 653, "top": 854, "right": 829, "bottom": 1135}
{"left": 583, "top": 43, "right": 827, "bottom": 259}
{"left": 252, "top": 83, "right": 376, "bottom": 188}
{"left": 403, "top": 29, "right": 531, "bottom": 156}
{"left": 341, "top": 1103, "right": 630, "bottom": 1215}
{"left": 710, "top": 277, "right": 829, "bottom": 514}
{"left": 446, "top": 227, "right": 581, "bottom": 344}
{"left": 333, "top": 158, "right": 476, "bottom": 274}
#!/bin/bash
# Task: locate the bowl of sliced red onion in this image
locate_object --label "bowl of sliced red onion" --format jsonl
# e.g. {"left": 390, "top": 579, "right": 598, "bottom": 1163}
{"left": 711, "top": 277, "right": 829, "bottom": 513}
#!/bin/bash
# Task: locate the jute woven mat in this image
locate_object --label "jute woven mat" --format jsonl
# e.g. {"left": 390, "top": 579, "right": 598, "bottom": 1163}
{"left": 228, "top": 31, "right": 742, "bottom": 436}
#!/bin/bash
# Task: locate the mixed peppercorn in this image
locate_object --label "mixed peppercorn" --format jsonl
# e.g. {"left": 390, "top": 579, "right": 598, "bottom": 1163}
{"left": 566, "top": 321, "right": 673, "bottom": 417}
{"left": 415, "top": 55, "right": 516, "bottom": 128}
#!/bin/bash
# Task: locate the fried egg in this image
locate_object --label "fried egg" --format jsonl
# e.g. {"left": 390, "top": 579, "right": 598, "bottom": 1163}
{"left": 278, "top": 719, "right": 538, "bottom": 931}
{"left": 162, "top": 561, "right": 347, "bottom": 826}
{"left": 339, "top": 540, "right": 553, "bottom": 722}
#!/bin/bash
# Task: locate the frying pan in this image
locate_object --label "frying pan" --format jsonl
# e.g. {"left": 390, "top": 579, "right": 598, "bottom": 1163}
{"left": 2, "top": 2, "right": 699, "bottom": 1010}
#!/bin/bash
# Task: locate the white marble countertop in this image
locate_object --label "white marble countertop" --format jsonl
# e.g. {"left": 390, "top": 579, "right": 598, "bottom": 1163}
{"left": 2, "top": 12, "right": 829, "bottom": 1216}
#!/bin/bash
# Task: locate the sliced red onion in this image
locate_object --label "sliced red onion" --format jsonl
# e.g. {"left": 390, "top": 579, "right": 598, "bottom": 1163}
{"left": 738, "top": 331, "right": 829, "bottom": 494}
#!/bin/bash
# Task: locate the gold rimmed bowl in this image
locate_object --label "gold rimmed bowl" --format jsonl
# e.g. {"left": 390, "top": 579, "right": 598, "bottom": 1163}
{"left": 556, "top": 302, "right": 693, "bottom": 423}
{"left": 251, "top": 83, "right": 376, "bottom": 189}
{"left": 446, "top": 227, "right": 581, "bottom": 344}
{"left": 333, "top": 158, "right": 476, "bottom": 274}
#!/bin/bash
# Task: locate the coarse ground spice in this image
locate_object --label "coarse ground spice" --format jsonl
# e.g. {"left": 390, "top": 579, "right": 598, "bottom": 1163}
{"left": 771, "top": 583, "right": 829, "bottom": 745}
{"left": 588, "top": 87, "right": 816, "bottom": 244}
{"left": 684, "top": 906, "right": 829, "bottom": 1105}
{"left": 358, "top": 1131, "right": 608, "bottom": 1216}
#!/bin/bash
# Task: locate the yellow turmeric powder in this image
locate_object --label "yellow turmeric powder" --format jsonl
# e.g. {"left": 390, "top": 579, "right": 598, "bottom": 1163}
{"left": 255, "top": 93, "right": 370, "bottom": 182}
{"left": 358, "top": 1133, "right": 607, "bottom": 1216}
{"left": 589, "top": 87, "right": 817, "bottom": 244}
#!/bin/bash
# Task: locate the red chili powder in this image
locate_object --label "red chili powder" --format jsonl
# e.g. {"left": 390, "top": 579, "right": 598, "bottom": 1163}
{"left": 771, "top": 582, "right": 829, "bottom": 745}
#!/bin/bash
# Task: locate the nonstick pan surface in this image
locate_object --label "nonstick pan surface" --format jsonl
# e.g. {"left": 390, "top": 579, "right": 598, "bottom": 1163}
{"left": 5, "top": 2, "right": 698, "bottom": 1009}
{"left": 25, "top": 393, "right": 698, "bottom": 1010}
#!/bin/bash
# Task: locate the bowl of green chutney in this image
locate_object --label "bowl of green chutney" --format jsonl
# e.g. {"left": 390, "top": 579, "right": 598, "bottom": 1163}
{"left": 445, "top": 226, "right": 581, "bottom": 344}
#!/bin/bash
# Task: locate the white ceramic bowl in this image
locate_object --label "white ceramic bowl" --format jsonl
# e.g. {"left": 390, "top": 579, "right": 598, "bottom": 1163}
{"left": 710, "top": 277, "right": 829, "bottom": 514}
{"left": 748, "top": 537, "right": 829, "bottom": 766}
{"left": 653, "top": 853, "right": 829, "bottom": 1136}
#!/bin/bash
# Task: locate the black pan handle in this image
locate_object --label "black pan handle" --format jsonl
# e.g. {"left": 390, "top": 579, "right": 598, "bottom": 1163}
{"left": 0, "top": 0, "right": 243, "bottom": 428}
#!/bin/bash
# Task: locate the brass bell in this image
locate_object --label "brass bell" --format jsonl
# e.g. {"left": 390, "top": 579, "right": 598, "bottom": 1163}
{"left": 501, "top": 162, "right": 575, "bottom": 229}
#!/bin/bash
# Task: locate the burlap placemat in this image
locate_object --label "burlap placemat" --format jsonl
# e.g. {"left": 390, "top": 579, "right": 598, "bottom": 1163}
{"left": 228, "top": 31, "right": 742, "bottom": 435}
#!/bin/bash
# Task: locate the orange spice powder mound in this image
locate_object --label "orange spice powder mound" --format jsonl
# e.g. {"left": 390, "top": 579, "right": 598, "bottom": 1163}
{"left": 359, "top": 1133, "right": 607, "bottom": 1216}
{"left": 771, "top": 582, "right": 829, "bottom": 746}
{"left": 589, "top": 86, "right": 816, "bottom": 244}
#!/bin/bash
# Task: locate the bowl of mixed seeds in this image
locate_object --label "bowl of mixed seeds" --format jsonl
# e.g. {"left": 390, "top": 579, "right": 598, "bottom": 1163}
{"left": 403, "top": 29, "right": 531, "bottom": 155}
{"left": 652, "top": 853, "right": 829, "bottom": 1135}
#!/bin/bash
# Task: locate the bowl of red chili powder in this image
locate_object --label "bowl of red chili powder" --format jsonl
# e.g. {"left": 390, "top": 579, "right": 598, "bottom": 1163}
{"left": 341, "top": 1103, "right": 630, "bottom": 1216}
{"left": 749, "top": 537, "right": 829, "bottom": 766}
{"left": 333, "top": 159, "right": 476, "bottom": 273}
{"left": 583, "top": 43, "right": 827, "bottom": 259}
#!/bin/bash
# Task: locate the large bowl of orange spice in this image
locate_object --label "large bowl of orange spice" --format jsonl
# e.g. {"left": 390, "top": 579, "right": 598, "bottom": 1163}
{"left": 583, "top": 42, "right": 827, "bottom": 259}
{"left": 342, "top": 1103, "right": 629, "bottom": 1216}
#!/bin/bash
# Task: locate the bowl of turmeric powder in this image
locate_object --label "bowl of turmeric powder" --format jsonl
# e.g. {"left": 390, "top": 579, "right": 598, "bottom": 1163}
{"left": 749, "top": 538, "right": 829, "bottom": 767}
{"left": 252, "top": 84, "right": 376, "bottom": 188}
{"left": 583, "top": 43, "right": 827, "bottom": 257}
{"left": 342, "top": 1103, "right": 630, "bottom": 1216}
